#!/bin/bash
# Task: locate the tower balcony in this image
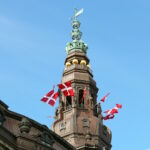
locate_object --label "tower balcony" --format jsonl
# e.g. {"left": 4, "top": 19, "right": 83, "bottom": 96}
{"left": 63, "top": 64, "right": 93, "bottom": 77}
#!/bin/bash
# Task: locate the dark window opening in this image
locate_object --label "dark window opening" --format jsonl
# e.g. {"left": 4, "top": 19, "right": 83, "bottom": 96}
{"left": 79, "top": 89, "right": 84, "bottom": 107}
{"left": 66, "top": 96, "right": 72, "bottom": 109}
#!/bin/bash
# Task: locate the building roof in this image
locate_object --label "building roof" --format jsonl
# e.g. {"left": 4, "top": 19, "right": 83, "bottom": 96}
{"left": 0, "top": 100, "right": 75, "bottom": 150}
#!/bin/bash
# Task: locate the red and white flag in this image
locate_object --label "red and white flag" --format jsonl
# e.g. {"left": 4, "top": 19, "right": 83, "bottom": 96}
{"left": 104, "top": 108, "right": 118, "bottom": 115}
{"left": 58, "top": 80, "right": 74, "bottom": 96}
{"left": 41, "top": 86, "right": 59, "bottom": 106}
{"left": 104, "top": 104, "right": 122, "bottom": 115}
{"left": 95, "top": 92, "right": 110, "bottom": 107}
{"left": 100, "top": 92, "right": 110, "bottom": 102}
{"left": 80, "top": 82, "right": 87, "bottom": 103}
{"left": 116, "top": 104, "right": 122, "bottom": 109}
{"left": 103, "top": 114, "right": 114, "bottom": 120}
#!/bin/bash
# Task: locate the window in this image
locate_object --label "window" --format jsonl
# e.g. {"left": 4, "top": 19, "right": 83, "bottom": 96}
{"left": 79, "top": 89, "right": 84, "bottom": 107}
{"left": 66, "top": 96, "right": 72, "bottom": 109}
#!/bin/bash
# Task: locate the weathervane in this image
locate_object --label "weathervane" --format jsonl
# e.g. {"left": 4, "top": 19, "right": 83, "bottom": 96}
{"left": 71, "top": 8, "right": 84, "bottom": 20}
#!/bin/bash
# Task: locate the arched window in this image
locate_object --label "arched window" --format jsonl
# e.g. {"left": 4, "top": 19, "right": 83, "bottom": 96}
{"left": 79, "top": 89, "right": 84, "bottom": 107}
{"left": 66, "top": 96, "right": 72, "bottom": 109}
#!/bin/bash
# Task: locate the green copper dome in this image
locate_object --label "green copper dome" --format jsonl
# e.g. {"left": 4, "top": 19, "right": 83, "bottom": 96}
{"left": 65, "top": 10, "right": 88, "bottom": 54}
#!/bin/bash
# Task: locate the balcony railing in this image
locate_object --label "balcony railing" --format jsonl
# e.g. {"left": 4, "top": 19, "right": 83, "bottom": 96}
{"left": 64, "top": 64, "right": 93, "bottom": 76}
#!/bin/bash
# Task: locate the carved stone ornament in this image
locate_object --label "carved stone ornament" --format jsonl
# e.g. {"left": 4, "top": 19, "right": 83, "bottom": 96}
{"left": 82, "top": 118, "right": 90, "bottom": 128}
{"left": 18, "top": 117, "right": 31, "bottom": 133}
{"left": 59, "top": 121, "right": 66, "bottom": 131}
{"left": 40, "top": 131, "right": 55, "bottom": 146}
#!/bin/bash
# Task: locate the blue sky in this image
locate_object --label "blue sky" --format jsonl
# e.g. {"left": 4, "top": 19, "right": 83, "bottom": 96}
{"left": 0, "top": 0, "right": 150, "bottom": 150}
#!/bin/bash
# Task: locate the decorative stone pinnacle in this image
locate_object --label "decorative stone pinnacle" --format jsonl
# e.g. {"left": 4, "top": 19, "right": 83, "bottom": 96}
{"left": 65, "top": 8, "right": 88, "bottom": 54}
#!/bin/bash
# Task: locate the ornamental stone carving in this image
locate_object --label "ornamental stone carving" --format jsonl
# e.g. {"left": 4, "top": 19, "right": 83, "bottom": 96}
{"left": 19, "top": 117, "right": 31, "bottom": 133}
{"left": 40, "top": 131, "right": 55, "bottom": 146}
{"left": 59, "top": 122, "right": 66, "bottom": 131}
{"left": 82, "top": 118, "right": 90, "bottom": 128}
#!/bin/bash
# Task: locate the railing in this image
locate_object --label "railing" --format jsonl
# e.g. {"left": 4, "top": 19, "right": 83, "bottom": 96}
{"left": 64, "top": 64, "right": 93, "bottom": 75}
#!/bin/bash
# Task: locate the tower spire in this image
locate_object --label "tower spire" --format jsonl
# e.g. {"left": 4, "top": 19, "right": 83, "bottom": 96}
{"left": 66, "top": 8, "right": 88, "bottom": 54}
{"left": 52, "top": 9, "right": 112, "bottom": 150}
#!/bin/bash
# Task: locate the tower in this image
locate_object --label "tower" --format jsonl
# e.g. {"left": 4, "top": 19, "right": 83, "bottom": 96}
{"left": 52, "top": 9, "right": 112, "bottom": 150}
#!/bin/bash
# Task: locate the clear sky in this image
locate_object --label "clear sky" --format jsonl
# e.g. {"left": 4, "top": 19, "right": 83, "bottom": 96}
{"left": 0, "top": 0, "right": 150, "bottom": 150}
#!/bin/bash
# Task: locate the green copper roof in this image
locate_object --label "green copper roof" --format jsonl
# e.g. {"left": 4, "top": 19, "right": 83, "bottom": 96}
{"left": 65, "top": 9, "right": 88, "bottom": 54}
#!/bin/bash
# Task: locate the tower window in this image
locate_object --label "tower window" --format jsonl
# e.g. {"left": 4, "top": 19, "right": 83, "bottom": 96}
{"left": 79, "top": 89, "right": 84, "bottom": 107}
{"left": 66, "top": 96, "right": 72, "bottom": 109}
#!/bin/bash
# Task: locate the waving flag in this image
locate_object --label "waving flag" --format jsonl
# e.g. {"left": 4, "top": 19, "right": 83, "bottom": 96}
{"left": 103, "top": 114, "right": 114, "bottom": 120}
{"left": 58, "top": 80, "right": 74, "bottom": 96}
{"left": 116, "top": 104, "right": 122, "bottom": 109}
{"left": 41, "top": 86, "right": 59, "bottom": 106}
{"left": 100, "top": 92, "right": 110, "bottom": 102}
{"left": 104, "top": 108, "right": 118, "bottom": 115}
{"left": 104, "top": 104, "right": 122, "bottom": 115}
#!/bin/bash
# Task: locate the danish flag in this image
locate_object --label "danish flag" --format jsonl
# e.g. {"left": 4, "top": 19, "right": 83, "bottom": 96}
{"left": 94, "top": 92, "right": 110, "bottom": 107}
{"left": 116, "top": 104, "right": 122, "bottom": 109}
{"left": 41, "top": 86, "right": 59, "bottom": 106}
{"left": 104, "top": 108, "right": 118, "bottom": 115}
{"left": 57, "top": 80, "right": 74, "bottom": 96}
{"left": 103, "top": 114, "right": 114, "bottom": 120}
{"left": 104, "top": 104, "right": 122, "bottom": 115}
{"left": 100, "top": 92, "right": 110, "bottom": 102}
